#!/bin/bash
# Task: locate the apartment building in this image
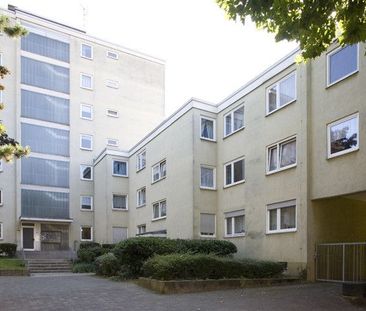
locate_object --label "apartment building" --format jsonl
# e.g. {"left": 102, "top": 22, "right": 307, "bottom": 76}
{"left": 0, "top": 6, "right": 365, "bottom": 280}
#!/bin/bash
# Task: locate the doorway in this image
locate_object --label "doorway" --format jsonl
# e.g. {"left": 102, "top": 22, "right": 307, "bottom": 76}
{"left": 23, "top": 227, "right": 35, "bottom": 250}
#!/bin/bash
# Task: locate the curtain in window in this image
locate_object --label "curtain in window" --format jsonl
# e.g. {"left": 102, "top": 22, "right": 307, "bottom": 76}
{"left": 280, "top": 206, "right": 296, "bottom": 229}
{"left": 200, "top": 213, "right": 215, "bottom": 235}
{"left": 81, "top": 75, "right": 92, "bottom": 88}
{"left": 138, "top": 188, "right": 146, "bottom": 205}
{"left": 233, "top": 107, "right": 244, "bottom": 131}
{"left": 269, "top": 209, "right": 277, "bottom": 230}
{"left": 268, "top": 86, "right": 277, "bottom": 112}
{"left": 280, "top": 140, "right": 296, "bottom": 167}
{"left": 160, "top": 161, "right": 166, "bottom": 177}
{"left": 81, "top": 197, "right": 92, "bottom": 209}
{"left": 233, "top": 159, "right": 244, "bottom": 183}
{"left": 329, "top": 45, "right": 358, "bottom": 84}
{"left": 160, "top": 201, "right": 167, "bottom": 217}
{"left": 153, "top": 203, "right": 160, "bottom": 218}
{"left": 113, "top": 161, "right": 127, "bottom": 175}
{"left": 279, "top": 75, "right": 296, "bottom": 106}
{"left": 268, "top": 146, "right": 278, "bottom": 171}
{"left": 234, "top": 215, "right": 245, "bottom": 233}
{"left": 113, "top": 195, "right": 126, "bottom": 209}
{"left": 201, "top": 167, "right": 214, "bottom": 188}
{"left": 226, "top": 218, "right": 232, "bottom": 235}
{"left": 225, "top": 114, "right": 232, "bottom": 135}
{"left": 201, "top": 118, "right": 213, "bottom": 139}
{"left": 225, "top": 164, "right": 232, "bottom": 185}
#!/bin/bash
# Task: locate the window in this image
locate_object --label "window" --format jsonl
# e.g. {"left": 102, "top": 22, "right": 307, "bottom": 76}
{"left": 152, "top": 200, "right": 166, "bottom": 220}
{"left": 80, "top": 226, "right": 92, "bottom": 241}
{"left": 107, "top": 51, "right": 119, "bottom": 60}
{"left": 0, "top": 223, "right": 3, "bottom": 240}
{"left": 200, "top": 116, "right": 216, "bottom": 141}
{"left": 137, "top": 224, "right": 146, "bottom": 235}
{"left": 152, "top": 160, "right": 166, "bottom": 183}
{"left": 267, "top": 200, "right": 296, "bottom": 233}
{"left": 266, "top": 73, "right": 296, "bottom": 114}
{"left": 80, "top": 73, "right": 93, "bottom": 90}
{"left": 112, "top": 194, "right": 128, "bottom": 210}
{"left": 80, "top": 165, "right": 93, "bottom": 181}
{"left": 0, "top": 160, "right": 3, "bottom": 172}
{"left": 224, "top": 157, "right": 245, "bottom": 187}
{"left": 107, "top": 109, "right": 119, "bottom": 118}
{"left": 81, "top": 43, "right": 93, "bottom": 59}
{"left": 267, "top": 137, "right": 297, "bottom": 173}
{"left": 137, "top": 150, "right": 146, "bottom": 171}
{"left": 225, "top": 210, "right": 245, "bottom": 237}
{"left": 80, "top": 196, "right": 93, "bottom": 211}
{"left": 80, "top": 104, "right": 93, "bottom": 120}
{"left": 327, "top": 44, "right": 358, "bottom": 86}
{"left": 107, "top": 139, "right": 119, "bottom": 147}
{"left": 200, "top": 213, "right": 215, "bottom": 237}
{"left": 224, "top": 105, "right": 244, "bottom": 137}
{"left": 137, "top": 187, "right": 146, "bottom": 207}
{"left": 112, "top": 160, "right": 128, "bottom": 177}
{"left": 200, "top": 166, "right": 216, "bottom": 190}
{"left": 80, "top": 134, "right": 93, "bottom": 151}
{"left": 0, "top": 189, "right": 3, "bottom": 206}
{"left": 106, "top": 79, "right": 119, "bottom": 89}
{"left": 112, "top": 227, "right": 128, "bottom": 243}
{"left": 327, "top": 113, "right": 359, "bottom": 158}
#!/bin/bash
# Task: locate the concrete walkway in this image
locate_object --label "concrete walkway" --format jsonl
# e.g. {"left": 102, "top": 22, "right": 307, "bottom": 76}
{"left": 0, "top": 275, "right": 364, "bottom": 311}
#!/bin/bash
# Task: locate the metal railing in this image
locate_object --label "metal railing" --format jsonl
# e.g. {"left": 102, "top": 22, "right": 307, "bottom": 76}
{"left": 316, "top": 242, "right": 366, "bottom": 282}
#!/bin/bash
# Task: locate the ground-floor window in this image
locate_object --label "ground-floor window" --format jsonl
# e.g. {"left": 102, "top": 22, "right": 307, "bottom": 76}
{"left": 225, "top": 210, "right": 245, "bottom": 237}
{"left": 200, "top": 213, "right": 215, "bottom": 237}
{"left": 267, "top": 199, "right": 296, "bottom": 234}
{"left": 137, "top": 224, "right": 146, "bottom": 235}
{"left": 80, "top": 226, "right": 93, "bottom": 241}
{"left": 112, "top": 227, "right": 128, "bottom": 243}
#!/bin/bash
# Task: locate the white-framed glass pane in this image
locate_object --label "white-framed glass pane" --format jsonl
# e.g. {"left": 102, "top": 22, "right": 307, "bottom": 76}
{"left": 225, "top": 164, "right": 232, "bottom": 185}
{"left": 200, "top": 167, "right": 214, "bottom": 188}
{"left": 225, "top": 114, "right": 232, "bottom": 136}
{"left": 226, "top": 218, "right": 232, "bottom": 235}
{"left": 81, "top": 44, "right": 92, "bottom": 59}
{"left": 113, "top": 195, "right": 127, "bottom": 209}
{"left": 81, "top": 135, "right": 92, "bottom": 150}
{"left": 80, "top": 165, "right": 92, "bottom": 180}
{"left": 268, "top": 146, "right": 278, "bottom": 171}
{"left": 268, "top": 86, "right": 277, "bottom": 112}
{"left": 280, "top": 140, "right": 296, "bottom": 168}
{"left": 81, "top": 196, "right": 92, "bottom": 210}
{"left": 160, "top": 201, "right": 167, "bottom": 217}
{"left": 234, "top": 215, "right": 245, "bottom": 234}
{"left": 107, "top": 109, "right": 118, "bottom": 117}
{"left": 81, "top": 104, "right": 92, "bottom": 119}
{"left": 152, "top": 165, "right": 160, "bottom": 181}
{"left": 201, "top": 118, "right": 214, "bottom": 140}
{"left": 81, "top": 227, "right": 92, "bottom": 240}
{"left": 113, "top": 161, "right": 127, "bottom": 176}
{"left": 329, "top": 116, "right": 358, "bottom": 155}
{"left": 107, "top": 51, "right": 118, "bottom": 59}
{"left": 329, "top": 45, "right": 358, "bottom": 85}
{"left": 233, "top": 159, "right": 244, "bottom": 183}
{"left": 233, "top": 106, "right": 244, "bottom": 131}
{"left": 280, "top": 206, "right": 296, "bottom": 229}
{"left": 279, "top": 75, "right": 296, "bottom": 106}
{"left": 160, "top": 161, "right": 166, "bottom": 178}
{"left": 81, "top": 74, "right": 92, "bottom": 89}
{"left": 153, "top": 203, "right": 159, "bottom": 218}
{"left": 137, "top": 151, "right": 146, "bottom": 170}
{"left": 138, "top": 188, "right": 146, "bottom": 206}
{"left": 269, "top": 209, "right": 277, "bottom": 231}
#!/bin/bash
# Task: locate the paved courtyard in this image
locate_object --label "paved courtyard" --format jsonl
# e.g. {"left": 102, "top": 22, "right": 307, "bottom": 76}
{"left": 0, "top": 275, "right": 364, "bottom": 311}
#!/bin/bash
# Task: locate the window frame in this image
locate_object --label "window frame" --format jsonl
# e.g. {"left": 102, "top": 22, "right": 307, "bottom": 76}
{"left": 327, "top": 113, "right": 359, "bottom": 159}
{"left": 224, "top": 211, "right": 245, "bottom": 238}
{"left": 200, "top": 116, "right": 216, "bottom": 141}
{"left": 136, "top": 150, "right": 146, "bottom": 172}
{"left": 266, "top": 136, "right": 297, "bottom": 175}
{"left": 326, "top": 44, "right": 359, "bottom": 88}
{"left": 223, "top": 104, "right": 245, "bottom": 137}
{"left": 80, "top": 195, "right": 93, "bottom": 211}
{"left": 106, "top": 109, "right": 119, "bottom": 118}
{"left": 266, "top": 72, "right": 297, "bottom": 116}
{"left": 151, "top": 159, "right": 166, "bottom": 184}
{"left": 80, "top": 73, "right": 93, "bottom": 90}
{"left": 266, "top": 200, "right": 297, "bottom": 234}
{"left": 80, "top": 134, "right": 93, "bottom": 151}
{"left": 199, "top": 213, "right": 216, "bottom": 238}
{"left": 106, "top": 51, "right": 119, "bottom": 60}
{"left": 136, "top": 187, "right": 146, "bottom": 208}
{"left": 0, "top": 222, "right": 3, "bottom": 240}
{"left": 80, "top": 104, "right": 93, "bottom": 120}
{"left": 106, "top": 79, "right": 119, "bottom": 89}
{"left": 106, "top": 138, "right": 119, "bottom": 147}
{"left": 152, "top": 199, "right": 167, "bottom": 221}
{"left": 80, "top": 43, "right": 93, "bottom": 60}
{"left": 0, "top": 160, "right": 3, "bottom": 172}
{"left": 112, "top": 160, "right": 128, "bottom": 177}
{"left": 0, "top": 189, "right": 3, "bottom": 206}
{"left": 223, "top": 157, "right": 245, "bottom": 188}
{"left": 137, "top": 224, "right": 146, "bottom": 235}
{"left": 200, "top": 165, "right": 216, "bottom": 190}
{"left": 80, "top": 164, "right": 93, "bottom": 181}
{"left": 112, "top": 194, "right": 128, "bottom": 211}
{"left": 80, "top": 226, "right": 93, "bottom": 241}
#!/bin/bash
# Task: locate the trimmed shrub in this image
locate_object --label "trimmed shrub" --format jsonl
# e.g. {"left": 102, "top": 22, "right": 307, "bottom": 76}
{"left": 101, "top": 244, "right": 116, "bottom": 250}
{"left": 95, "top": 253, "right": 119, "bottom": 277}
{"left": 142, "top": 254, "right": 285, "bottom": 280}
{"left": 0, "top": 243, "right": 17, "bottom": 257}
{"left": 174, "top": 239, "right": 237, "bottom": 256}
{"left": 72, "top": 262, "right": 95, "bottom": 273}
{"left": 77, "top": 246, "right": 106, "bottom": 263}
{"left": 79, "top": 242, "right": 101, "bottom": 249}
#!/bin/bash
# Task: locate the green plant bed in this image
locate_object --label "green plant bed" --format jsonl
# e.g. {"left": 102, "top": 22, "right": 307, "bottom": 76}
{"left": 72, "top": 262, "right": 95, "bottom": 273}
{"left": 0, "top": 258, "right": 26, "bottom": 271}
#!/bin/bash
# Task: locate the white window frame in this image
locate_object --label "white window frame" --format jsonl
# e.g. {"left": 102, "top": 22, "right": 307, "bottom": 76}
{"left": 80, "top": 43, "right": 93, "bottom": 60}
{"left": 0, "top": 160, "right": 3, "bottom": 172}
{"left": 137, "top": 150, "right": 146, "bottom": 172}
{"left": 80, "top": 73, "right": 93, "bottom": 90}
{"left": 80, "top": 134, "right": 93, "bottom": 151}
{"left": 200, "top": 116, "right": 216, "bottom": 141}
{"left": 0, "top": 189, "right": 3, "bottom": 206}
{"left": 136, "top": 187, "right": 146, "bottom": 208}
{"left": 152, "top": 199, "right": 167, "bottom": 221}
{"left": 80, "top": 195, "right": 93, "bottom": 211}
{"left": 106, "top": 138, "right": 119, "bottom": 147}
{"left": 224, "top": 105, "right": 245, "bottom": 137}
{"left": 0, "top": 222, "right": 3, "bottom": 240}
{"left": 106, "top": 109, "right": 119, "bottom": 118}
{"left": 106, "top": 51, "right": 119, "bottom": 60}
{"left": 266, "top": 136, "right": 297, "bottom": 175}
{"left": 80, "top": 165, "right": 93, "bottom": 181}
{"left": 266, "top": 200, "right": 297, "bottom": 234}
{"left": 224, "top": 211, "right": 245, "bottom": 238}
{"left": 200, "top": 213, "right": 216, "bottom": 238}
{"left": 137, "top": 224, "right": 146, "bottom": 235}
{"left": 200, "top": 165, "right": 216, "bottom": 190}
{"left": 106, "top": 79, "right": 119, "bottom": 89}
{"left": 80, "top": 226, "right": 93, "bottom": 241}
{"left": 112, "top": 194, "right": 128, "bottom": 211}
{"left": 80, "top": 104, "right": 93, "bottom": 120}
{"left": 327, "top": 113, "right": 359, "bottom": 159}
{"left": 112, "top": 160, "right": 128, "bottom": 177}
{"left": 266, "top": 72, "right": 297, "bottom": 116}
{"left": 224, "top": 157, "right": 245, "bottom": 188}
{"left": 151, "top": 159, "right": 166, "bottom": 183}
{"left": 326, "top": 44, "right": 359, "bottom": 87}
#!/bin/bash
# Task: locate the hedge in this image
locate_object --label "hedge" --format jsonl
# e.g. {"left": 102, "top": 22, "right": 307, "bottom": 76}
{"left": 72, "top": 262, "right": 95, "bottom": 273}
{"left": 95, "top": 253, "right": 119, "bottom": 277}
{"left": 113, "top": 237, "right": 237, "bottom": 277}
{"left": 77, "top": 246, "right": 108, "bottom": 263}
{"left": 142, "top": 253, "right": 286, "bottom": 280}
{"left": 0, "top": 243, "right": 17, "bottom": 257}
{"left": 79, "top": 242, "right": 101, "bottom": 249}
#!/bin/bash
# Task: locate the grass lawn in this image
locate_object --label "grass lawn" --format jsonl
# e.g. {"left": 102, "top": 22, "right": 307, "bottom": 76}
{"left": 0, "top": 258, "right": 26, "bottom": 270}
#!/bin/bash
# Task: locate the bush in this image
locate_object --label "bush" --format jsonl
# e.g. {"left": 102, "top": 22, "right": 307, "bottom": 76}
{"left": 174, "top": 239, "right": 237, "bottom": 256}
{"left": 72, "top": 262, "right": 95, "bottom": 273}
{"left": 77, "top": 246, "right": 107, "bottom": 263}
{"left": 101, "top": 244, "right": 116, "bottom": 250}
{"left": 95, "top": 253, "right": 119, "bottom": 277}
{"left": 0, "top": 243, "right": 17, "bottom": 257}
{"left": 142, "top": 254, "right": 285, "bottom": 280}
{"left": 79, "top": 242, "right": 101, "bottom": 249}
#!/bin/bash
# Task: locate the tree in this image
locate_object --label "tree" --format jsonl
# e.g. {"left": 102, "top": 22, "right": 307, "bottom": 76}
{"left": 216, "top": 0, "right": 366, "bottom": 60}
{"left": 0, "top": 15, "right": 30, "bottom": 161}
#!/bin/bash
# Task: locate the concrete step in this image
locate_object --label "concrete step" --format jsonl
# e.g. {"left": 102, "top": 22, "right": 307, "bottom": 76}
{"left": 27, "top": 259, "right": 72, "bottom": 274}
{"left": 29, "top": 269, "right": 72, "bottom": 273}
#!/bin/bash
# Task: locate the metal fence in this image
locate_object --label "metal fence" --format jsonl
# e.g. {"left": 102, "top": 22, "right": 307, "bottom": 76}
{"left": 316, "top": 242, "right": 366, "bottom": 282}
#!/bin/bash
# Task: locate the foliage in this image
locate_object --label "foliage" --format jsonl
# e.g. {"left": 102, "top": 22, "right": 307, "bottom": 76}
{"left": 79, "top": 242, "right": 101, "bottom": 249}
{"left": 101, "top": 244, "right": 116, "bottom": 250}
{"left": 0, "top": 258, "right": 25, "bottom": 270}
{"left": 95, "top": 253, "right": 119, "bottom": 277}
{"left": 0, "top": 243, "right": 17, "bottom": 257}
{"left": 216, "top": 0, "right": 366, "bottom": 60}
{"left": 77, "top": 246, "right": 107, "bottom": 263}
{"left": 72, "top": 262, "right": 95, "bottom": 273}
{"left": 142, "top": 253, "right": 285, "bottom": 280}
{"left": 0, "top": 14, "right": 29, "bottom": 161}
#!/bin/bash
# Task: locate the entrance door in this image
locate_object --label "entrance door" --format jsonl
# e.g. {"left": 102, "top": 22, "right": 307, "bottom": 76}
{"left": 23, "top": 227, "right": 34, "bottom": 250}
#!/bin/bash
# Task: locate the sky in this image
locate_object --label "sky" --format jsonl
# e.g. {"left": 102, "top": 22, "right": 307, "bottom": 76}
{"left": 0, "top": 0, "right": 298, "bottom": 115}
